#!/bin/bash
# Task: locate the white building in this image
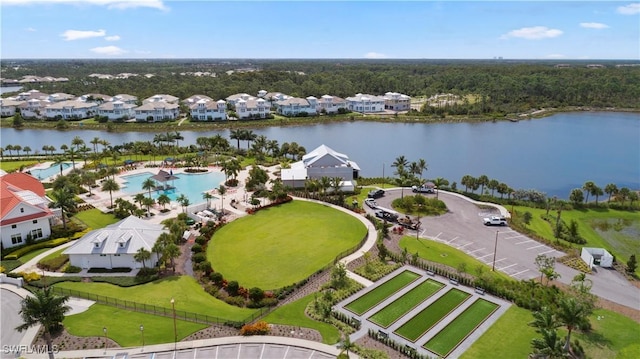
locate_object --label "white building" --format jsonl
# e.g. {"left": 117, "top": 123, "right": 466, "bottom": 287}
{"left": 111, "top": 94, "right": 138, "bottom": 105}
{"left": 97, "top": 100, "right": 136, "bottom": 121}
{"left": 383, "top": 92, "right": 411, "bottom": 111}
{"left": 1, "top": 172, "right": 54, "bottom": 249}
{"left": 235, "top": 98, "right": 269, "bottom": 119}
{"left": 44, "top": 100, "right": 98, "bottom": 120}
{"left": 63, "top": 216, "right": 166, "bottom": 270}
{"left": 44, "top": 93, "right": 76, "bottom": 103}
{"left": 0, "top": 98, "right": 24, "bottom": 117}
{"left": 345, "top": 93, "right": 385, "bottom": 113}
{"left": 275, "top": 97, "right": 317, "bottom": 117}
{"left": 581, "top": 247, "right": 614, "bottom": 269}
{"left": 183, "top": 94, "right": 213, "bottom": 105}
{"left": 143, "top": 94, "right": 179, "bottom": 104}
{"left": 189, "top": 98, "right": 227, "bottom": 121}
{"left": 225, "top": 93, "right": 255, "bottom": 106}
{"left": 281, "top": 144, "right": 360, "bottom": 191}
{"left": 317, "top": 95, "right": 348, "bottom": 114}
{"left": 135, "top": 95, "right": 180, "bottom": 122}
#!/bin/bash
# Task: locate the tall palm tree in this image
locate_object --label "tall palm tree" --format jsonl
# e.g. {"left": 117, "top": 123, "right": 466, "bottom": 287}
{"left": 244, "top": 129, "right": 257, "bottom": 149}
{"left": 203, "top": 192, "right": 214, "bottom": 208}
{"left": 65, "top": 147, "right": 78, "bottom": 170}
{"left": 50, "top": 188, "right": 76, "bottom": 230}
{"left": 230, "top": 129, "right": 242, "bottom": 150}
{"left": 556, "top": 297, "right": 589, "bottom": 352}
{"left": 319, "top": 176, "right": 332, "bottom": 198}
{"left": 176, "top": 194, "right": 189, "bottom": 213}
{"left": 529, "top": 307, "right": 560, "bottom": 333}
{"left": 90, "top": 137, "right": 101, "bottom": 154}
{"left": 417, "top": 158, "right": 428, "bottom": 180}
{"left": 530, "top": 328, "right": 567, "bottom": 359}
{"left": 582, "top": 181, "right": 596, "bottom": 204}
{"left": 157, "top": 194, "right": 171, "bottom": 211}
{"left": 218, "top": 185, "right": 227, "bottom": 213}
{"left": 71, "top": 136, "right": 85, "bottom": 151}
{"left": 23, "top": 146, "right": 32, "bottom": 158}
{"left": 134, "top": 247, "right": 152, "bottom": 269}
{"left": 101, "top": 178, "right": 120, "bottom": 208}
{"left": 164, "top": 243, "right": 181, "bottom": 273}
{"left": 5, "top": 144, "right": 14, "bottom": 157}
{"left": 142, "top": 177, "right": 156, "bottom": 199}
{"left": 432, "top": 177, "right": 449, "bottom": 199}
{"left": 80, "top": 171, "right": 97, "bottom": 197}
{"left": 604, "top": 183, "right": 618, "bottom": 202}
{"left": 16, "top": 287, "right": 71, "bottom": 359}
{"left": 477, "top": 175, "right": 489, "bottom": 195}
{"left": 391, "top": 155, "right": 408, "bottom": 169}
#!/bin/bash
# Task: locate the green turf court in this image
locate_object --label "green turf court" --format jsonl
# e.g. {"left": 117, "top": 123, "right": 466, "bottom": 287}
{"left": 368, "top": 279, "right": 444, "bottom": 328}
{"left": 394, "top": 288, "right": 471, "bottom": 342}
{"left": 423, "top": 299, "right": 499, "bottom": 357}
{"left": 344, "top": 270, "right": 420, "bottom": 315}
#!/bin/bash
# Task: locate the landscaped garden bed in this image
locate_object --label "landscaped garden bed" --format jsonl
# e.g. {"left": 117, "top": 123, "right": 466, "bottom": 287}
{"left": 394, "top": 288, "right": 471, "bottom": 342}
{"left": 368, "top": 279, "right": 444, "bottom": 328}
{"left": 423, "top": 298, "right": 499, "bottom": 357}
{"left": 344, "top": 270, "right": 420, "bottom": 315}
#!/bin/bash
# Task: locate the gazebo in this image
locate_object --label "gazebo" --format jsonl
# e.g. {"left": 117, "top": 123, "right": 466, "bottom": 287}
{"left": 151, "top": 169, "right": 179, "bottom": 191}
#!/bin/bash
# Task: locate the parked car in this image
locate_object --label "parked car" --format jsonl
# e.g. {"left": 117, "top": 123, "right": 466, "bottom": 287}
{"left": 367, "top": 189, "right": 385, "bottom": 198}
{"left": 375, "top": 209, "right": 399, "bottom": 222}
{"left": 483, "top": 216, "right": 507, "bottom": 226}
{"left": 364, "top": 198, "right": 378, "bottom": 209}
{"left": 412, "top": 185, "right": 434, "bottom": 194}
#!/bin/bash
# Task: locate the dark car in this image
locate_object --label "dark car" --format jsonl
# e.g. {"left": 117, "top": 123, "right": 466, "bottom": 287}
{"left": 367, "top": 189, "right": 385, "bottom": 198}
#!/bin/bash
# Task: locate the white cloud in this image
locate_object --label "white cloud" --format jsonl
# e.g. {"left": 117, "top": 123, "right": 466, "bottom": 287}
{"left": 364, "top": 52, "right": 387, "bottom": 59}
{"left": 26, "top": 27, "right": 36, "bottom": 32}
{"left": 617, "top": 3, "right": 640, "bottom": 15}
{"left": 61, "top": 29, "right": 105, "bottom": 41}
{"left": 105, "top": 35, "right": 120, "bottom": 41}
{"left": 1, "top": 0, "right": 168, "bottom": 11}
{"left": 580, "top": 22, "right": 609, "bottom": 29}
{"left": 501, "top": 26, "right": 563, "bottom": 40}
{"left": 90, "top": 45, "right": 127, "bottom": 56}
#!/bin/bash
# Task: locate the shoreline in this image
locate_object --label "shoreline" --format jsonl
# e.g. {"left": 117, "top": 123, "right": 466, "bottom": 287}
{"left": 1, "top": 107, "right": 638, "bottom": 133}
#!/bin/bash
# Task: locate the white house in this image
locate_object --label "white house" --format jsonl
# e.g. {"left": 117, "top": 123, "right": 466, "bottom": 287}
{"left": 135, "top": 95, "right": 180, "bottom": 122}
{"left": 97, "top": 100, "right": 136, "bottom": 121}
{"left": 0, "top": 98, "right": 24, "bottom": 117}
{"left": 581, "top": 247, "right": 614, "bottom": 269}
{"left": 317, "top": 95, "right": 348, "bottom": 114}
{"left": 111, "top": 94, "right": 138, "bottom": 104}
{"left": 143, "top": 94, "right": 179, "bottom": 104}
{"left": 235, "top": 98, "right": 269, "bottom": 119}
{"left": 44, "top": 100, "right": 98, "bottom": 120}
{"left": 189, "top": 98, "right": 227, "bottom": 121}
{"left": 225, "top": 93, "right": 255, "bottom": 106}
{"left": 281, "top": 144, "right": 360, "bottom": 191}
{"left": 275, "top": 97, "right": 317, "bottom": 117}
{"left": 63, "top": 216, "right": 166, "bottom": 270}
{"left": 45, "top": 93, "right": 76, "bottom": 103}
{"left": 17, "top": 98, "right": 47, "bottom": 119}
{"left": 183, "top": 94, "right": 213, "bottom": 105}
{"left": 383, "top": 92, "right": 411, "bottom": 111}
{"left": 1, "top": 172, "right": 54, "bottom": 249}
{"left": 345, "top": 93, "right": 385, "bottom": 113}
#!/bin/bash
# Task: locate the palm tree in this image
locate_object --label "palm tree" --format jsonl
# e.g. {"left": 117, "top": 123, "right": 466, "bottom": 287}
{"left": 65, "top": 147, "right": 78, "bottom": 170}
{"left": 339, "top": 335, "right": 355, "bottom": 358}
{"left": 71, "top": 136, "right": 85, "bottom": 151}
{"left": 417, "top": 158, "right": 428, "bottom": 180}
{"left": 80, "top": 171, "right": 97, "bottom": 197}
{"left": 164, "top": 242, "right": 181, "bottom": 273}
{"left": 50, "top": 188, "right": 76, "bottom": 230}
{"left": 14, "top": 145, "right": 22, "bottom": 157}
{"left": 244, "top": 129, "right": 257, "bottom": 149}
{"left": 16, "top": 287, "right": 71, "bottom": 359}
{"left": 142, "top": 197, "right": 155, "bottom": 215}
{"left": 218, "top": 185, "right": 227, "bottom": 213}
{"left": 101, "top": 178, "right": 120, "bottom": 208}
{"left": 203, "top": 192, "right": 214, "bottom": 208}
{"left": 230, "top": 129, "right": 242, "bottom": 150}
{"left": 319, "top": 176, "right": 332, "bottom": 198}
{"left": 556, "top": 297, "right": 589, "bottom": 352}
{"left": 331, "top": 176, "right": 343, "bottom": 195}
{"left": 176, "top": 194, "right": 189, "bottom": 213}
{"left": 530, "top": 328, "right": 567, "bottom": 359}
{"left": 604, "top": 183, "right": 618, "bottom": 202}
{"left": 142, "top": 177, "right": 156, "bottom": 199}
{"left": 477, "top": 175, "right": 489, "bottom": 194}
{"left": 432, "top": 177, "right": 449, "bottom": 199}
{"left": 391, "top": 155, "right": 408, "bottom": 169}
{"left": 23, "top": 146, "right": 32, "bottom": 158}
{"left": 529, "top": 307, "right": 560, "bottom": 333}
{"left": 134, "top": 193, "right": 146, "bottom": 208}
{"left": 134, "top": 247, "right": 152, "bottom": 269}
{"left": 90, "top": 137, "right": 101, "bottom": 154}
{"left": 591, "top": 185, "right": 604, "bottom": 205}
{"left": 5, "top": 144, "right": 14, "bottom": 157}
{"left": 157, "top": 194, "right": 171, "bottom": 211}
{"left": 582, "top": 181, "right": 596, "bottom": 203}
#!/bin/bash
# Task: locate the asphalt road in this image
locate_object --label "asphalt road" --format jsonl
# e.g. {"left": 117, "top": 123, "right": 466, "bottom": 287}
{"left": 1, "top": 289, "right": 26, "bottom": 352}
{"left": 368, "top": 188, "right": 640, "bottom": 309}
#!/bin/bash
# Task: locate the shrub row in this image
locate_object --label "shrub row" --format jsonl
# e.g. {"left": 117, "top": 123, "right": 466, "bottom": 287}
{"left": 245, "top": 196, "right": 293, "bottom": 214}
{"left": 2, "top": 229, "right": 90, "bottom": 260}
{"left": 38, "top": 254, "right": 69, "bottom": 271}
{"left": 367, "top": 328, "right": 435, "bottom": 359}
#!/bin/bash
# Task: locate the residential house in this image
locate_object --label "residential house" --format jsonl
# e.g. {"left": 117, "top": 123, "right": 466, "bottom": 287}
{"left": 0, "top": 98, "right": 24, "bottom": 117}
{"left": 225, "top": 93, "right": 255, "bottom": 106}
{"left": 0, "top": 172, "right": 54, "bottom": 249}
{"left": 17, "top": 98, "right": 47, "bottom": 119}
{"left": 77, "top": 93, "right": 112, "bottom": 103}
{"left": 97, "top": 100, "right": 136, "bottom": 121}
{"left": 346, "top": 93, "right": 385, "bottom": 113}
{"left": 317, "top": 95, "right": 347, "bottom": 114}
{"left": 235, "top": 98, "right": 269, "bottom": 119}
{"left": 111, "top": 94, "right": 138, "bottom": 105}
{"left": 45, "top": 93, "right": 75, "bottom": 103}
{"left": 183, "top": 94, "right": 213, "bottom": 105}
{"left": 383, "top": 92, "right": 411, "bottom": 111}
{"left": 14, "top": 89, "right": 47, "bottom": 101}
{"left": 189, "top": 98, "right": 227, "bottom": 121}
{"left": 275, "top": 97, "right": 317, "bottom": 117}
{"left": 63, "top": 216, "right": 166, "bottom": 270}
{"left": 281, "top": 144, "right": 360, "bottom": 191}
{"left": 261, "top": 92, "right": 291, "bottom": 108}
{"left": 135, "top": 95, "right": 180, "bottom": 122}
{"left": 143, "top": 94, "right": 179, "bottom": 104}
{"left": 44, "top": 100, "right": 98, "bottom": 120}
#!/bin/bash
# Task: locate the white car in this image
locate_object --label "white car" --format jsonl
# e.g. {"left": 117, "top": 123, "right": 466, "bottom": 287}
{"left": 364, "top": 198, "right": 378, "bottom": 209}
{"left": 483, "top": 216, "right": 507, "bottom": 226}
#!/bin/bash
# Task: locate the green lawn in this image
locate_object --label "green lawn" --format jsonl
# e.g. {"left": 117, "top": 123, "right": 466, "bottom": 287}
{"left": 208, "top": 200, "right": 366, "bottom": 289}
{"left": 262, "top": 293, "right": 340, "bottom": 344}
{"left": 573, "top": 309, "right": 640, "bottom": 359}
{"left": 38, "top": 247, "right": 67, "bottom": 263}
{"left": 55, "top": 276, "right": 256, "bottom": 322}
{"left": 0, "top": 248, "right": 50, "bottom": 272}
{"left": 368, "top": 279, "right": 444, "bottom": 328}
{"left": 64, "top": 304, "right": 207, "bottom": 346}
{"left": 0, "top": 160, "right": 39, "bottom": 172}
{"left": 74, "top": 209, "right": 119, "bottom": 229}
{"left": 424, "top": 299, "right": 499, "bottom": 357}
{"left": 513, "top": 206, "right": 640, "bottom": 275}
{"left": 345, "top": 270, "right": 420, "bottom": 315}
{"left": 394, "top": 288, "right": 471, "bottom": 342}
{"left": 398, "top": 236, "right": 513, "bottom": 282}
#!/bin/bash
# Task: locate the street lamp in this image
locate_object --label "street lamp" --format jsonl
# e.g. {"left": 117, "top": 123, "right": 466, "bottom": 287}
{"left": 171, "top": 298, "right": 177, "bottom": 352}
{"left": 140, "top": 324, "right": 144, "bottom": 350}
{"left": 103, "top": 327, "right": 107, "bottom": 354}
{"left": 492, "top": 230, "right": 499, "bottom": 271}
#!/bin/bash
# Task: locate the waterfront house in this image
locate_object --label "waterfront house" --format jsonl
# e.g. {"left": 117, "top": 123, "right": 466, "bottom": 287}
{"left": 225, "top": 93, "right": 255, "bottom": 106}
{"left": 317, "top": 95, "right": 348, "bottom": 114}
{"left": 44, "top": 100, "right": 98, "bottom": 120}
{"left": 189, "top": 98, "right": 227, "bottom": 121}
{"left": 0, "top": 172, "right": 54, "bottom": 249}
{"left": 97, "top": 100, "right": 136, "bottom": 121}
{"left": 275, "top": 97, "right": 317, "bottom": 117}
{"left": 280, "top": 144, "right": 360, "bottom": 191}
{"left": 63, "top": 216, "right": 166, "bottom": 270}
{"left": 143, "top": 94, "right": 179, "bottom": 104}
{"left": 135, "top": 94, "right": 180, "bottom": 122}
{"left": 235, "top": 98, "right": 269, "bottom": 119}
{"left": 0, "top": 98, "right": 24, "bottom": 117}
{"left": 346, "top": 93, "right": 385, "bottom": 113}
{"left": 17, "top": 98, "right": 47, "bottom": 119}
{"left": 111, "top": 94, "right": 138, "bottom": 104}
{"left": 183, "top": 94, "right": 213, "bottom": 105}
{"left": 383, "top": 92, "right": 411, "bottom": 111}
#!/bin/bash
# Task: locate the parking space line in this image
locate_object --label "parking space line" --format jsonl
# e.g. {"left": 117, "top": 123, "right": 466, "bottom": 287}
{"left": 515, "top": 240, "right": 534, "bottom": 245}
{"left": 512, "top": 269, "right": 530, "bottom": 277}
{"left": 538, "top": 249, "right": 556, "bottom": 255}
{"left": 434, "top": 232, "right": 442, "bottom": 239}
{"left": 505, "top": 234, "right": 525, "bottom": 240}
{"left": 477, "top": 253, "right": 494, "bottom": 259}
{"left": 527, "top": 244, "right": 545, "bottom": 250}
{"left": 447, "top": 236, "right": 459, "bottom": 244}
{"left": 492, "top": 258, "right": 507, "bottom": 264}
{"left": 456, "top": 242, "right": 473, "bottom": 249}
{"left": 468, "top": 248, "right": 485, "bottom": 254}
{"left": 498, "top": 263, "right": 517, "bottom": 270}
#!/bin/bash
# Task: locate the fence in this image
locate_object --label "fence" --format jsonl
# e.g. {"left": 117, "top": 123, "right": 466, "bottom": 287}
{"left": 50, "top": 286, "right": 270, "bottom": 327}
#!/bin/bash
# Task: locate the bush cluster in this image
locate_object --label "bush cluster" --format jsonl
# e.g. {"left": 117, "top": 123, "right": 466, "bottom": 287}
{"left": 239, "top": 321, "right": 270, "bottom": 336}
{"left": 38, "top": 254, "right": 69, "bottom": 271}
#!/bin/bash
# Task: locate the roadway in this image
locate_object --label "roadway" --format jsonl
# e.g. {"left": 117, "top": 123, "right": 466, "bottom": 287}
{"left": 369, "top": 188, "right": 640, "bottom": 310}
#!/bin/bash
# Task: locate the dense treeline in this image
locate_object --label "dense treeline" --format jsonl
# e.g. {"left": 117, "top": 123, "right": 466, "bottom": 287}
{"left": 3, "top": 60, "right": 640, "bottom": 116}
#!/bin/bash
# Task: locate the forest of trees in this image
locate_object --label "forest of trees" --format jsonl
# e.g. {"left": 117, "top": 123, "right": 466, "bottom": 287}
{"left": 2, "top": 59, "right": 639, "bottom": 117}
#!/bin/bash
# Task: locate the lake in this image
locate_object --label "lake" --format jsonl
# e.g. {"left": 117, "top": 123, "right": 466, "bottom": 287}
{"left": 1, "top": 112, "right": 638, "bottom": 199}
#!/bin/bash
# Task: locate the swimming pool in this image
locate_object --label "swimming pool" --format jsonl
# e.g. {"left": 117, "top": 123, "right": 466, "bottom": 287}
{"left": 120, "top": 170, "right": 224, "bottom": 204}
{"left": 28, "top": 162, "right": 72, "bottom": 180}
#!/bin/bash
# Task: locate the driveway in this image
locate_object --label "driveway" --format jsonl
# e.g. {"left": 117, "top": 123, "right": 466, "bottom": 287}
{"left": 1, "top": 289, "right": 27, "bottom": 357}
{"left": 368, "top": 188, "right": 640, "bottom": 310}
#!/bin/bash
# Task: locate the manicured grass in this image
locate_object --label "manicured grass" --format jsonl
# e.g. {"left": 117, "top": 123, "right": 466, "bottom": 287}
{"left": 424, "top": 299, "right": 499, "bottom": 357}
{"left": 208, "top": 200, "right": 366, "bottom": 289}
{"left": 64, "top": 304, "right": 207, "bottom": 346}
{"left": 18, "top": 247, "right": 50, "bottom": 263}
{"left": 394, "top": 288, "right": 471, "bottom": 342}
{"left": 345, "top": 270, "right": 420, "bottom": 315}
{"left": 38, "top": 247, "right": 67, "bottom": 263}
{"left": 0, "top": 248, "right": 49, "bottom": 272}
{"left": 398, "top": 236, "right": 513, "bottom": 282}
{"left": 572, "top": 309, "right": 640, "bottom": 359}
{"left": 55, "top": 276, "right": 256, "bottom": 322}
{"left": 0, "top": 160, "right": 38, "bottom": 172}
{"left": 368, "top": 279, "right": 444, "bottom": 328}
{"left": 74, "top": 209, "right": 119, "bottom": 229}
{"left": 262, "top": 293, "right": 340, "bottom": 344}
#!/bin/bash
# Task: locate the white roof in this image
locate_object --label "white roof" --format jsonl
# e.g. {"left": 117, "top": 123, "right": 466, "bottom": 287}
{"left": 63, "top": 216, "right": 165, "bottom": 256}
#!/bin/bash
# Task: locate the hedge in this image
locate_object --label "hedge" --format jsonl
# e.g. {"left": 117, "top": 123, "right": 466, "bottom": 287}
{"left": 2, "top": 228, "right": 91, "bottom": 260}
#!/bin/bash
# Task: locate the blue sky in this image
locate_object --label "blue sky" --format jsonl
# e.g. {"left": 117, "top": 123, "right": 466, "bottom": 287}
{"left": 1, "top": 1, "right": 639, "bottom": 59}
